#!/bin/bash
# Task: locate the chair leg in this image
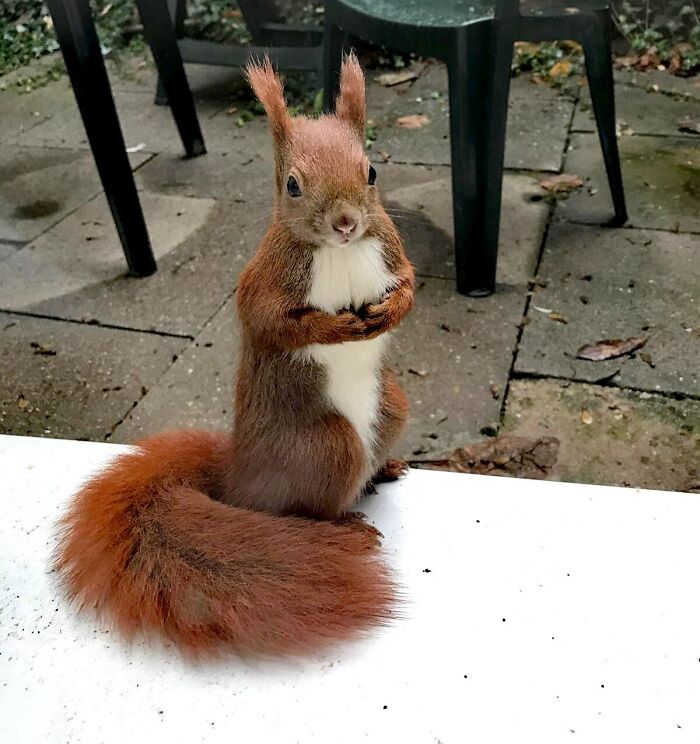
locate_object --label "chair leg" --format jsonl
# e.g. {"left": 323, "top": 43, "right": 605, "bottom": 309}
{"left": 153, "top": 0, "right": 186, "bottom": 106}
{"left": 579, "top": 12, "right": 628, "bottom": 226}
{"left": 137, "top": 0, "right": 205, "bottom": 157}
{"left": 322, "top": 19, "right": 347, "bottom": 113}
{"left": 46, "top": 0, "right": 156, "bottom": 277}
{"left": 446, "top": 25, "right": 500, "bottom": 297}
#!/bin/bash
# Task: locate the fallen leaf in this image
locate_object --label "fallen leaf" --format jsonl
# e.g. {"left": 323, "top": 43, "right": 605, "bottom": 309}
{"left": 678, "top": 116, "right": 700, "bottom": 135}
{"left": 580, "top": 409, "right": 593, "bottom": 425}
{"left": 377, "top": 150, "right": 391, "bottom": 162}
{"left": 375, "top": 68, "right": 419, "bottom": 87}
{"left": 533, "top": 306, "right": 568, "bottom": 323}
{"left": 395, "top": 114, "right": 430, "bottom": 129}
{"left": 490, "top": 384, "right": 499, "bottom": 400}
{"left": 226, "top": 105, "right": 238, "bottom": 116}
{"left": 616, "top": 120, "right": 634, "bottom": 136}
{"left": 549, "top": 60, "right": 572, "bottom": 80}
{"left": 30, "top": 341, "right": 56, "bottom": 356}
{"left": 640, "top": 352, "right": 655, "bottom": 368}
{"left": 614, "top": 54, "right": 640, "bottom": 69}
{"left": 408, "top": 368, "right": 429, "bottom": 377}
{"left": 576, "top": 336, "right": 647, "bottom": 361}
{"left": 125, "top": 142, "right": 145, "bottom": 153}
{"left": 17, "top": 396, "right": 29, "bottom": 410}
{"left": 408, "top": 435, "right": 560, "bottom": 479}
{"left": 539, "top": 173, "right": 584, "bottom": 193}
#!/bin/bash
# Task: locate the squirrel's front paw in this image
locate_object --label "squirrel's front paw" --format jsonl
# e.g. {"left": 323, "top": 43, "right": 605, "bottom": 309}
{"left": 358, "top": 299, "right": 394, "bottom": 333}
{"left": 334, "top": 309, "right": 370, "bottom": 340}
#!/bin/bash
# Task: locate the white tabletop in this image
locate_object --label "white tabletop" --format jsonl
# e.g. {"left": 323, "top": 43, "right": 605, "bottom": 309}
{"left": 1, "top": 434, "right": 699, "bottom": 743}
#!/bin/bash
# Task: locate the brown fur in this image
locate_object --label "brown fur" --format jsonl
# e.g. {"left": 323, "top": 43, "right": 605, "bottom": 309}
{"left": 54, "top": 54, "right": 413, "bottom": 657}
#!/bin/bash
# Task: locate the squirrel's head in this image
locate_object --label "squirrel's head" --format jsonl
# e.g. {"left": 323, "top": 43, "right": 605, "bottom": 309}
{"left": 246, "top": 54, "right": 379, "bottom": 247}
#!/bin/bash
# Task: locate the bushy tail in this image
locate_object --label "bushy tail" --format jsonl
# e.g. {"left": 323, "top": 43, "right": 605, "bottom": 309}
{"left": 54, "top": 430, "right": 396, "bottom": 656}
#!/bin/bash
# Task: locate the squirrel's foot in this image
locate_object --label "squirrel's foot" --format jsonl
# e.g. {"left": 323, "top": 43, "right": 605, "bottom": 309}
{"left": 373, "top": 459, "right": 409, "bottom": 483}
{"left": 336, "top": 511, "right": 384, "bottom": 542}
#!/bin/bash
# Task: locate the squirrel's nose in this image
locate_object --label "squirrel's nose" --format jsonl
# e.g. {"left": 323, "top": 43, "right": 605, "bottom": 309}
{"left": 332, "top": 213, "right": 358, "bottom": 237}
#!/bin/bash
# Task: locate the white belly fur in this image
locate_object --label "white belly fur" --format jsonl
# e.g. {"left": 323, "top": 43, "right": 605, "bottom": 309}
{"left": 303, "top": 237, "right": 395, "bottom": 457}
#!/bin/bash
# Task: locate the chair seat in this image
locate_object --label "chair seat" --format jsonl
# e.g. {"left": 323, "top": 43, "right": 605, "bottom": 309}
{"left": 330, "top": 0, "right": 609, "bottom": 29}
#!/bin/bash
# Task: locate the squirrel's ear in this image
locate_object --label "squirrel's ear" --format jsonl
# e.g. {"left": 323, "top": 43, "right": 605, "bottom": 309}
{"left": 335, "top": 52, "right": 366, "bottom": 140}
{"left": 245, "top": 56, "right": 291, "bottom": 147}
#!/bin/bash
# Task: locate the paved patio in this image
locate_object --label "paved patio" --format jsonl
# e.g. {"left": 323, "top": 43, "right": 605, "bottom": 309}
{"left": 0, "top": 53, "right": 698, "bottom": 491}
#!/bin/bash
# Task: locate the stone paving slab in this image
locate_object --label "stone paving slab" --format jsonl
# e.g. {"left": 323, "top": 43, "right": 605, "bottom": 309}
{"left": 614, "top": 68, "right": 700, "bottom": 101}
{"left": 573, "top": 84, "right": 700, "bottom": 136}
{"left": 515, "top": 223, "right": 699, "bottom": 398}
{"left": 556, "top": 133, "right": 700, "bottom": 232}
{"left": 10, "top": 195, "right": 265, "bottom": 337}
{"left": 0, "top": 243, "right": 16, "bottom": 262}
{"left": 0, "top": 191, "right": 219, "bottom": 334}
{"left": 7, "top": 90, "right": 187, "bottom": 154}
{"left": 0, "top": 76, "right": 74, "bottom": 145}
{"left": 503, "top": 379, "right": 699, "bottom": 492}
{"left": 382, "top": 169, "right": 546, "bottom": 284}
{"left": 0, "top": 312, "right": 187, "bottom": 441}
{"left": 134, "top": 116, "right": 272, "bottom": 200}
{"left": 0, "top": 145, "right": 150, "bottom": 244}
{"left": 370, "top": 62, "right": 574, "bottom": 172}
{"left": 113, "top": 295, "right": 240, "bottom": 441}
{"left": 116, "top": 277, "right": 529, "bottom": 459}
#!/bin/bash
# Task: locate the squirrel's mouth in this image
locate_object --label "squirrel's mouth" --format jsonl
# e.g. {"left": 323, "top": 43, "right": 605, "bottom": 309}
{"left": 329, "top": 225, "right": 364, "bottom": 246}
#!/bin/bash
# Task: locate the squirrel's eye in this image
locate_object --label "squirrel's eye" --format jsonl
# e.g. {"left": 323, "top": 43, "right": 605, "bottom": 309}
{"left": 368, "top": 165, "right": 377, "bottom": 186}
{"left": 287, "top": 175, "right": 302, "bottom": 198}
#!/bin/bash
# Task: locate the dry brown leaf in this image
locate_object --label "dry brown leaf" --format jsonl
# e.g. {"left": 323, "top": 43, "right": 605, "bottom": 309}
{"left": 30, "top": 341, "right": 56, "bottom": 356}
{"left": 17, "top": 396, "right": 29, "bottom": 410}
{"left": 549, "top": 60, "right": 572, "bottom": 80}
{"left": 678, "top": 116, "right": 700, "bottom": 135}
{"left": 377, "top": 150, "right": 391, "bottom": 162}
{"left": 640, "top": 352, "right": 656, "bottom": 368}
{"left": 395, "top": 114, "right": 430, "bottom": 129}
{"left": 576, "top": 336, "right": 647, "bottom": 361}
{"left": 615, "top": 54, "right": 640, "bottom": 69}
{"left": 375, "top": 68, "right": 420, "bottom": 87}
{"left": 409, "top": 435, "right": 560, "bottom": 479}
{"left": 580, "top": 409, "right": 593, "bottom": 425}
{"left": 490, "top": 384, "right": 500, "bottom": 400}
{"left": 548, "top": 312, "right": 568, "bottom": 324}
{"left": 539, "top": 173, "right": 584, "bottom": 193}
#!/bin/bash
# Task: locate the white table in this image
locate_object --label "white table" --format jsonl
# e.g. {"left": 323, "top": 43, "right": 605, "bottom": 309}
{"left": 1, "top": 434, "right": 699, "bottom": 743}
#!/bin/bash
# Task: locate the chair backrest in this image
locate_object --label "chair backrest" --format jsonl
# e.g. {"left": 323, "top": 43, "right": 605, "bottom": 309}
{"left": 238, "top": 0, "right": 284, "bottom": 43}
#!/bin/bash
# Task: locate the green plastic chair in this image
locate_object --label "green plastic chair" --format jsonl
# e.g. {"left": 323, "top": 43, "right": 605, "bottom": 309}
{"left": 323, "top": 0, "right": 628, "bottom": 296}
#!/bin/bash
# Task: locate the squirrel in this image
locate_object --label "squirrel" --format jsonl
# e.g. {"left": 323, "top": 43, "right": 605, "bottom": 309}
{"left": 54, "top": 54, "right": 415, "bottom": 657}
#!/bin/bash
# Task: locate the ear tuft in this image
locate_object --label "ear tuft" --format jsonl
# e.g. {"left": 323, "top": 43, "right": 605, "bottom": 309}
{"left": 244, "top": 55, "right": 290, "bottom": 146}
{"left": 335, "top": 52, "right": 366, "bottom": 140}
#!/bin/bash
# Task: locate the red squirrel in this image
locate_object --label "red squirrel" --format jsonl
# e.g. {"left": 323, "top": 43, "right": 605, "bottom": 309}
{"left": 55, "top": 54, "right": 414, "bottom": 657}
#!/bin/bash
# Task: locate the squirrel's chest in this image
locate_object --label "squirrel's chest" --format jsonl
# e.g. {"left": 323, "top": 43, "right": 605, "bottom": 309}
{"left": 303, "top": 238, "right": 395, "bottom": 458}
{"left": 306, "top": 237, "right": 395, "bottom": 313}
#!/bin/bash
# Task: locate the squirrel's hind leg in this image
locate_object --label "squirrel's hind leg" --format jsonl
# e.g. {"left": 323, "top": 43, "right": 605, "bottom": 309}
{"left": 224, "top": 413, "right": 366, "bottom": 519}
